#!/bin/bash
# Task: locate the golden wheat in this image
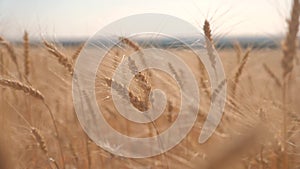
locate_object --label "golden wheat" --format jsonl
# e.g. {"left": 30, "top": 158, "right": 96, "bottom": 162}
{"left": 0, "top": 49, "right": 3, "bottom": 75}
{"left": 281, "top": 1, "right": 300, "bottom": 168}
{"left": 31, "top": 127, "right": 48, "bottom": 155}
{"left": 0, "top": 78, "right": 44, "bottom": 100}
{"left": 233, "top": 42, "right": 242, "bottom": 63}
{"left": 0, "top": 36, "right": 22, "bottom": 79}
{"left": 23, "top": 31, "right": 30, "bottom": 78}
{"left": 72, "top": 43, "right": 85, "bottom": 62}
{"left": 232, "top": 47, "right": 251, "bottom": 96}
{"left": 281, "top": 0, "right": 300, "bottom": 78}
{"left": 119, "top": 37, "right": 141, "bottom": 52}
{"left": 263, "top": 63, "right": 282, "bottom": 87}
{"left": 43, "top": 40, "right": 74, "bottom": 75}
{"left": 203, "top": 20, "right": 213, "bottom": 43}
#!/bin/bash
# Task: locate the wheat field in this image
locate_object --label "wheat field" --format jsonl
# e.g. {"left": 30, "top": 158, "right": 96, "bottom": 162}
{"left": 1, "top": 1, "right": 300, "bottom": 169}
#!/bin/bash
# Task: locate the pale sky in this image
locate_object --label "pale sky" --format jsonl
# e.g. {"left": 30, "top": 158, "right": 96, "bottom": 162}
{"left": 0, "top": 0, "right": 294, "bottom": 40}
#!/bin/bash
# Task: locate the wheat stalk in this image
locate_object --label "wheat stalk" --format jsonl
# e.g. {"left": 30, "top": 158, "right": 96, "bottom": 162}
{"left": 119, "top": 37, "right": 141, "bottom": 52}
{"left": 203, "top": 20, "right": 213, "bottom": 43}
{"left": 104, "top": 75, "right": 151, "bottom": 111}
{"left": 23, "top": 31, "right": 30, "bottom": 77}
{"left": 211, "top": 79, "right": 227, "bottom": 102}
{"left": 0, "top": 143, "right": 10, "bottom": 169}
{"left": 233, "top": 42, "right": 242, "bottom": 63}
{"left": 196, "top": 125, "right": 267, "bottom": 169}
{"left": 0, "top": 77, "right": 65, "bottom": 168}
{"left": 263, "top": 63, "right": 282, "bottom": 87}
{"left": 0, "top": 36, "right": 22, "bottom": 79}
{"left": 0, "top": 78, "right": 44, "bottom": 100}
{"left": 281, "top": 0, "right": 300, "bottom": 78}
{"left": 281, "top": 1, "right": 300, "bottom": 168}
{"left": 232, "top": 48, "right": 251, "bottom": 96}
{"left": 0, "top": 49, "right": 3, "bottom": 75}
{"left": 120, "top": 36, "right": 148, "bottom": 71}
{"left": 31, "top": 126, "right": 59, "bottom": 169}
{"left": 104, "top": 77, "right": 128, "bottom": 99}
{"left": 203, "top": 20, "right": 217, "bottom": 69}
{"left": 31, "top": 127, "right": 48, "bottom": 155}
{"left": 72, "top": 43, "right": 85, "bottom": 62}
{"left": 5, "top": 101, "right": 60, "bottom": 169}
{"left": 168, "top": 63, "right": 183, "bottom": 87}
{"left": 128, "top": 56, "right": 139, "bottom": 75}
{"left": 43, "top": 40, "right": 73, "bottom": 75}
{"left": 31, "top": 127, "right": 60, "bottom": 168}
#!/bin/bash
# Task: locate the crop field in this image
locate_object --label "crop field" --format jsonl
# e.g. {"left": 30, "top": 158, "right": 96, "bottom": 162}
{"left": 0, "top": 0, "right": 300, "bottom": 169}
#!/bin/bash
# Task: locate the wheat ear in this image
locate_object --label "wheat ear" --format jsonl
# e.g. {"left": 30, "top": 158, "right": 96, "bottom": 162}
{"left": 0, "top": 49, "right": 4, "bottom": 75}
{"left": 31, "top": 127, "right": 49, "bottom": 155}
{"left": 43, "top": 40, "right": 73, "bottom": 75}
{"left": 232, "top": 48, "right": 251, "bottom": 96}
{"left": 23, "top": 31, "right": 30, "bottom": 77}
{"left": 119, "top": 37, "right": 141, "bottom": 52}
{"left": 31, "top": 127, "right": 60, "bottom": 169}
{"left": 0, "top": 36, "right": 22, "bottom": 79}
{"left": 203, "top": 20, "right": 213, "bottom": 42}
{"left": 31, "top": 127, "right": 59, "bottom": 168}
{"left": 72, "top": 43, "right": 85, "bottom": 62}
{"left": 0, "top": 78, "right": 44, "bottom": 100}
{"left": 281, "top": 0, "right": 300, "bottom": 78}
{"left": 203, "top": 20, "right": 217, "bottom": 69}
{"left": 263, "top": 63, "right": 282, "bottom": 87}
{"left": 233, "top": 42, "right": 242, "bottom": 63}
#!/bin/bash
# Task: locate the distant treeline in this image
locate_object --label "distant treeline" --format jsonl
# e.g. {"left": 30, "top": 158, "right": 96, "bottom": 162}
{"left": 14, "top": 36, "right": 285, "bottom": 49}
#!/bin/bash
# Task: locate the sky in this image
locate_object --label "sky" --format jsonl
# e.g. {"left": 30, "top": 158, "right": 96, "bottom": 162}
{"left": 0, "top": 0, "right": 294, "bottom": 40}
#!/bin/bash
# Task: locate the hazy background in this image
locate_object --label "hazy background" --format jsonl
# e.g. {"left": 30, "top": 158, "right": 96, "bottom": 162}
{"left": 0, "top": 0, "right": 294, "bottom": 40}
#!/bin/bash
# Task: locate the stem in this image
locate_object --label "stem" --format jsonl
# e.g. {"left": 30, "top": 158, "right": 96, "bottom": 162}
{"left": 282, "top": 75, "right": 290, "bottom": 169}
{"left": 85, "top": 136, "right": 91, "bottom": 169}
{"left": 43, "top": 100, "right": 65, "bottom": 169}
